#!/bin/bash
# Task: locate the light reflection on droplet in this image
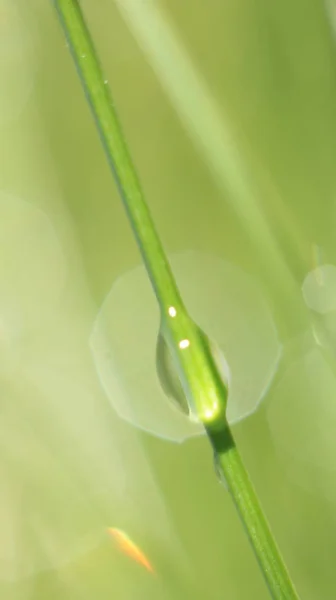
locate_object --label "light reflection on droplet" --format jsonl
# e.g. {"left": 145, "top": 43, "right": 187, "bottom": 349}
{"left": 0, "top": 2, "right": 36, "bottom": 126}
{"left": 155, "top": 332, "right": 192, "bottom": 419}
{"left": 90, "top": 251, "right": 282, "bottom": 442}
{"left": 178, "top": 339, "right": 190, "bottom": 350}
{"left": 168, "top": 306, "right": 177, "bottom": 317}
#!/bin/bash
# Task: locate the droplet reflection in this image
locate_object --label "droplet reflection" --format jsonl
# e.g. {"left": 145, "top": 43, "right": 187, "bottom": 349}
{"left": 178, "top": 339, "right": 190, "bottom": 350}
{"left": 90, "top": 251, "right": 281, "bottom": 442}
{"left": 156, "top": 332, "right": 191, "bottom": 419}
{"left": 156, "top": 325, "right": 229, "bottom": 424}
{"left": 168, "top": 306, "right": 177, "bottom": 317}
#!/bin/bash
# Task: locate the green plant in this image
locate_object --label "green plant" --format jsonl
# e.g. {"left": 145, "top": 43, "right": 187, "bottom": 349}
{"left": 52, "top": 1, "right": 300, "bottom": 597}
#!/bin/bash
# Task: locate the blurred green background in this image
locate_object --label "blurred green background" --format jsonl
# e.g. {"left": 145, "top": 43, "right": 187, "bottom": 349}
{"left": 3, "top": 0, "right": 336, "bottom": 598}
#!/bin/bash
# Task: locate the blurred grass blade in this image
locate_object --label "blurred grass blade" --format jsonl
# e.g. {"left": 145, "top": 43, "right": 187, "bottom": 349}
{"left": 52, "top": 1, "right": 300, "bottom": 597}
{"left": 114, "top": 0, "right": 303, "bottom": 303}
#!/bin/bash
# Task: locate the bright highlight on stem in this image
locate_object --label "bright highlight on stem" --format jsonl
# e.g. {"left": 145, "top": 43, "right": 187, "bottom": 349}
{"left": 52, "top": 1, "right": 300, "bottom": 598}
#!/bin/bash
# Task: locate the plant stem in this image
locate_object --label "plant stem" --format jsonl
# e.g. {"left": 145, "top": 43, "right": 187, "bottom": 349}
{"left": 53, "top": 0, "right": 182, "bottom": 314}
{"left": 211, "top": 423, "right": 298, "bottom": 598}
{"left": 52, "top": 2, "right": 300, "bottom": 598}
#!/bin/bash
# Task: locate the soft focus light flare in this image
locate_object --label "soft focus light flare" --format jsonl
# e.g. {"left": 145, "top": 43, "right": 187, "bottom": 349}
{"left": 108, "top": 528, "right": 154, "bottom": 573}
{"left": 90, "top": 251, "right": 281, "bottom": 441}
{"left": 302, "top": 263, "right": 336, "bottom": 314}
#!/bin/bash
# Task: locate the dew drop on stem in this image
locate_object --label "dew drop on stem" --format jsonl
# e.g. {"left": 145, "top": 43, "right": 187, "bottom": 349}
{"left": 155, "top": 331, "right": 191, "bottom": 418}
{"left": 90, "top": 251, "right": 281, "bottom": 442}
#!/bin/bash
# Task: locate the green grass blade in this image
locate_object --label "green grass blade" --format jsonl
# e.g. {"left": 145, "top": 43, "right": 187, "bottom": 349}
{"left": 52, "top": 2, "right": 300, "bottom": 597}
{"left": 211, "top": 425, "right": 299, "bottom": 598}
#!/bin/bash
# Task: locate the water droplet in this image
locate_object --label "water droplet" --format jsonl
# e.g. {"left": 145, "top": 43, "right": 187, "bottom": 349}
{"left": 90, "top": 251, "right": 282, "bottom": 442}
{"left": 156, "top": 327, "right": 229, "bottom": 422}
{"left": 156, "top": 332, "right": 191, "bottom": 418}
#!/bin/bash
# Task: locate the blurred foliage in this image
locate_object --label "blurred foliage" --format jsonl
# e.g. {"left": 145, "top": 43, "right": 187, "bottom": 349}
{"left": 2, "top": 0, "right": 336, "bottom": 598}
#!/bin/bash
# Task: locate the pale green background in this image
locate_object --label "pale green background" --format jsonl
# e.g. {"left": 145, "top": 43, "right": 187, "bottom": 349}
{"left": 2, "top": 1, "right": 336, "bottom": 598}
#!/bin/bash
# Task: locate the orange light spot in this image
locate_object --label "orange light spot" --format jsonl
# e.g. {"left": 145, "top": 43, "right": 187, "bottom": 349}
{"left": 108, "top": 528, "right": 154, "bottom": 574}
